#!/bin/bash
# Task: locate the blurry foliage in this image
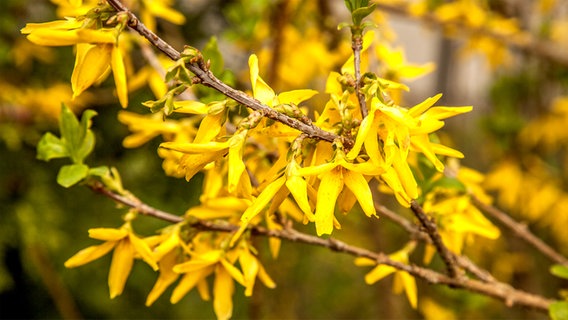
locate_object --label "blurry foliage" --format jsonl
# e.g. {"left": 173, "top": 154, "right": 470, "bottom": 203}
{"left": 2, "top": 0, "right": 568, "bottom": 319}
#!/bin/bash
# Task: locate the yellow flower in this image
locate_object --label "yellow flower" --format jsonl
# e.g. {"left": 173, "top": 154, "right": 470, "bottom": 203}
{"left": 22, "top": 15, "right": 130, "bottom": 107}
{"left": 248, "top": 54, "right": 318, "bottom": 137}
{"left": 140, "top": 0, "right": 186, "bottom": 32}
{"left": 170, "top": 239, "right": 274, "bottom": 320}
{"left": 296, "top": 145, "right": 380, "bottom": 236}
{"left": 422, "top": 188, "right": 500, "bottom": 259}
{"left": 355, "top": 242, "right": 418, "bottom": 309}
{"left": 64, "top": 223, "right": 158, "bottom": 299}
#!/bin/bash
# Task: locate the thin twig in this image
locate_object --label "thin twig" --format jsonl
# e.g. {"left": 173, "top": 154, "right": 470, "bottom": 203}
{"left": 410, "top": 200, "right": 461, "bottom": 278}
{"left": 90, "top": 181, "right": 552, "bottom": 312}
{"left": 375, "top": 202, "right": 498, "bottom": 283}
{"left": 472, "top": 196, "right": 568, "bottom": 267}
{"left": 352, "top": 34, "right": 368, "bottom": 118}
{"left": 106, "top": 0, "right": 352, "bottom": 147}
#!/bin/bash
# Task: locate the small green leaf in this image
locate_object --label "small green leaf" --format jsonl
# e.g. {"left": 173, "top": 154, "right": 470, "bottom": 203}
{"left": 75, "top": 130, "right": 95, "bottom": 163}
{"left": 59, "top": 105, "right": 97, "bottom": 164}
{"left": 88, "top": 166, "right": 110, "bottom": 178}
{"left": 36, "top": 132, "right": 68, "bottom": 161}
{"left": 57, "top": 164, "right": 89, "bottom": 188}
{"left": 550, "top": 301, "right": 568, "bottom": 320}
{"left": 143, "top": 97, "right": 167, "bottom": 113}
{"left": 352, "top": 4, "right": 376, "bottom": 25}
{"left": 551, "top": 265, "right": 568, "bottom": 280}
{"left": 203, "top": 36, "right": 224, "bottom": 75}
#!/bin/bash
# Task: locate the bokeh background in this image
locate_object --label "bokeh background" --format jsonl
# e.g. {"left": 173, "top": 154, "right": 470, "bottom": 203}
{"left": 2, "top": 0, "right": 568, "bottom": 318}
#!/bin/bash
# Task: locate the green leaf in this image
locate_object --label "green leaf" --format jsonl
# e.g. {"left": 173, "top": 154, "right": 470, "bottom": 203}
{"left": 57, "top": 164, "right": 89, "bottom": 188}
{"left": 88, "top": 166, "right": 110, "bottom": 178}
{"left": 36, "top": 132, "right": 68, "bottom": 161}
{"left": 344, "top": 0, "right": 369, "bottom": 13}
{"left": 551, "top": 265, "right": 568, "bottom": 280}
{"left": 59, "top": 104, "right": 97, "bottom": 164}
{"left": 352, "top": 4, "right": 376, "bottom": 25}
{"left": 203, "top": 36, "right": 224, "bottom": 76}
{"left": 550, "top": 301, "right": 568, "bottom": 320}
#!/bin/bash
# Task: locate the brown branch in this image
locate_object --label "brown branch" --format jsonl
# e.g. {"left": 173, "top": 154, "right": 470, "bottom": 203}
{"left": 89, "top": 181, "right": 553, "bottom": 312}
{"left": 410, "top": 200, "right": 461, "bottom": 279}
{"left": 375, "top": 2, "right": 568, "bottom": 68}
{"left": 471, "top": 196, "right": 568, "bottom": 267}
{"left": 352, "top": 34, "right": 368, "bottom": 118}
{"left": 106, "top": 0, "right": 351, "bottom": 147}
{"left": 376, "top": 202, "right": 498, "bottom": 283}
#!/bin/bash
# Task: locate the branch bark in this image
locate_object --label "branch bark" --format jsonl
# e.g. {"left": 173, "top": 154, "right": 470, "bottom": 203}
{"left": 106, "top": 0, "right": 352, "bottom": 147}
{"left": 410, "top": 200, "right": 461, "bottom": 279}
{"left": 89, "top": 180, "right": 553, "bottom": 312}
{"left": 351, "top": 34, "right": 368, "bottom": 118}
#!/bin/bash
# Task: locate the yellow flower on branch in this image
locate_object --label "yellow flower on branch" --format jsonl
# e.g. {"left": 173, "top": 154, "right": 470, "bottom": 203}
{"left": 355, "top": 242, "right": 418, "bottom": 309}
{"left": 64, "top": 222, "right": 159, "bottom": 299}
{"left": 170, "top": 237, "right": 274, "bottom": 320}
{"left": 296, "top": 144, "right": 380, "bottom": 236}
{"left": 21, "top": 11, "right": 130, "bottom": 107}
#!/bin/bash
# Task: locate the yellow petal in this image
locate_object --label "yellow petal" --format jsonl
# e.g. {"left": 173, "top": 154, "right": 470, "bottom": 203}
{"left": 315, "top": 168, "right": 344, "bottom": 236}
{"left": 213, "top": 265, "right": 234, "bottom": 320}
{"left": 410, "top": 135, "right": 445, "bottom": 171}
{"left": 354, "top": 257, "right": 377, "bottom": 267}
{"left": 152, "top": 232, "right": 180, "bottom": 261}
{"left": 160, "top": 141, "right": 229, "bottom": 153}
{"left": 194, "top": 112, "right": 225, "bottom": 143}
{"left": 21, "top": 19, "right": 82, "bottom": 34}
{"left": 248, "top": 54, "right": 275, "bottom": 105}
{"left": 365, "top": 264, "right": 396, "bottom": 284}
{"left": 75, "top": 28, "right": 116, "bottom": 44}
{"left": 111, "top": 46, "right": 128, "bottom": 108}
{"left": 88, "top": 227, "right": 128, "bottom": 241}
{"left": 257, "top": 262, "right": 276, "bottom": 289}
{"left": 72, "top": 43, "right": 112, "bottom": 98}
{"left": 220, "top": 258, "right": 246, "bottom": 287}
{"left": 422, "top": 106, "right": 473, "bottom": 120}
{"left": 170, "top": 266, "right": 214, "bottom": 304}
{"left": 343, "top": 170, "right": 376, "bottom": 217}
{"left": 26, "top": 29, "right": 80, "bottom": 46}
{"left": 392, "top": 154, "right": 419, "bottom": 200}
{"left": 431, "top": 143, "right": 465, "bottom": 158}
{"left": 196, "top": 278, "right": 211, "bottom": 301}
{"left": 178, "top": 151, "right": 227, "bottom": 181}
{"left": 240, "top": 176, "right": 286, "bottom": 225}
{"left": 173, "top": 254, "right": 222, "bottom": 274}
{"left": 64, "top": 241, "right": 117, "bottom": 268}
{"left": 108, "top": 239, "right": 134, "bottom": 299}
{"left": 408, "top": 93, "right": 443, "bottom": 117}
{"left": 173, "top": 100, "right": 208, "bottom": 114}
{"left": 146, "top": 250, "right": 180, "bottom": 306}
{"left": 380, "top": 167, "right": 411, "bottom": 207}
{"left": 239, "top": 249, "right": 259, "bottom": 296}
{"left": 129, "top": 233, "right": 159, "bottom": 271}
{"left": 296, "top": 161, "right": 338, "bottom": 177}
{"left": 347, "top": 106, "right": 376, "bottom": 160}
{"left": 277, "top": 89, "right": 318, "bottom": 105}
{"left": 398, "top": 271, "right": 418, "bottom": 309}
{"left": 228, "top": 130, "right": 247, "bottom": 194}
{"left": 286, "top": 175, "right": 314, "bottom": 219}
{"left": 144, "top": 0, "right": 186, "bottom": 25}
